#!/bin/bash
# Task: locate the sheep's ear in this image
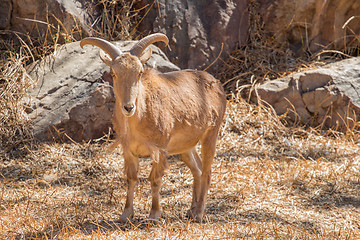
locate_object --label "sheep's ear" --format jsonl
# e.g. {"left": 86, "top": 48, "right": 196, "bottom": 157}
{"left": 99, "top": 50, "right": 112, "bottom": 66}
{"left": 139, "top": 48, "right": 152, "bottom": 64}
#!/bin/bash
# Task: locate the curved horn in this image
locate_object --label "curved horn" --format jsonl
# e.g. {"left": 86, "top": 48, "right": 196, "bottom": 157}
{"left": 130, "top": 33, "right": 169, "bottom": 57}
{"left": 80, "top": 37, "right": 122, "bottom": 60}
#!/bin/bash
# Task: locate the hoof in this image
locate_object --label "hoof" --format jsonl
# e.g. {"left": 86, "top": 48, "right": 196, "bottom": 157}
{"left": 119, "top": 210, "right": 134, "bottom": 223}
{"left": 119, "top": 215, "right": 132, "bottom": 223}
{"left": 148, "top": 211, "right": 160, "bottom": 221}
{"left": 186, "top": 209, "right": 203, "bottom": 222}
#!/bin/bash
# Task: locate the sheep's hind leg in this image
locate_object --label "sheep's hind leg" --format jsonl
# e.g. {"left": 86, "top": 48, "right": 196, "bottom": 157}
{"left": 196, "top": 128, "right": 219, "bottom": 221}
{"left": 180, "top": 149, "right": 202, "bottom": 220}
{"left": 120, "top": 152, "right": 139, "bottom": 223}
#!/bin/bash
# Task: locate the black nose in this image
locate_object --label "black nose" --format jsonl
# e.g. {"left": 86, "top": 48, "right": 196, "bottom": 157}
{"left": 123, "top": 105, "right": 134, "bottom": 113}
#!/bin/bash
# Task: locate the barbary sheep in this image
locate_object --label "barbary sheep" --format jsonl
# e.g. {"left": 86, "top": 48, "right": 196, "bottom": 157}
{"left": 80, "top": 33, "right": 226, "bottom": 222}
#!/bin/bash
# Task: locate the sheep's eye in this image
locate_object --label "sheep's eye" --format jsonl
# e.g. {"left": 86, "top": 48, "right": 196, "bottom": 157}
{"left": 138, "top": 71, "right": 143, "bottom": 78}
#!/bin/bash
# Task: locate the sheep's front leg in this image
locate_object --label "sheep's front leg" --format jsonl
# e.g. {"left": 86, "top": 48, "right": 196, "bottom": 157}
{"left": 148, "top": 152, "right": 168, "bottom": 220}
{"left": 120, "top": 152, "right": 139, "bottom": 223}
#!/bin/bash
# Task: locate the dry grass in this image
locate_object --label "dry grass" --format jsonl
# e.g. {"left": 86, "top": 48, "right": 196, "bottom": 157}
{"left": 0, "top": 54, "right": 35, "bottom": 157}
{"left": 2, "top": 1, "right": 360, "bottom": 239}
{"left": 1, "top": 99, "right": 360, "bottom": 239}
{"left": 89, "top": 0, "right": 141, "bottom": 41}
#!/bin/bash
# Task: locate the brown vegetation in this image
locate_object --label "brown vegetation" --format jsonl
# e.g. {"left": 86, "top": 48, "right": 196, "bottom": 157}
{"left": 1, "top": 100, "right": 360, "bottom": 239}
{"left": 1, "top": 0, "right": 360, "bottom": 239}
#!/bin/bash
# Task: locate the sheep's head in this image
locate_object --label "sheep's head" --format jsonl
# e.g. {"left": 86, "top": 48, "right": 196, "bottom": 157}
{"left": 80, "top": 33, "right": 169, "bottom": 117}
{"left": 103, "top": 53, "right": 144, "bottom": 117}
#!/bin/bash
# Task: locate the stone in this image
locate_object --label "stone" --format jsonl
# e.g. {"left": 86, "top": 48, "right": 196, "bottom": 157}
{"left": 258, "top": 0, "right": 360, "bottom": 53}
{"left": 253, "top": 57, "right": 360, "bottom": 129}
{"left": 298, "top": 70, "right": 333, "bottom": 92}
{"left": 0, "top": 0, "right": 12, "bottom": 29}
{"left": 26, "top": 40, "right": 180, "bottom": 141}
{"left": 9, "top": 0, "right": 95, "bottom": 39}
{"left": 8, "top": 0, "right": 360, "bottom": 71}
{"left": 136, "top": 0, "right": 249, "bottom": 73}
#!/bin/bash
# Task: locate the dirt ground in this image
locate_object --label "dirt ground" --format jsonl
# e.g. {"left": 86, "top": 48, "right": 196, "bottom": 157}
{"left": 1, "top": 100, "right": 360, "bottom": 239}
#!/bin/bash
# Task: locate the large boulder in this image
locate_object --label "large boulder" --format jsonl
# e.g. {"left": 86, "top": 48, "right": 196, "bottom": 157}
{"left": 26, "top": 40, "right": 180, "bottom": 141}
{"left": 3, "top": 0, "right": 94, "bottom": 37}
{"left": 7, "top": 0, "right": 360, "bottom": 72}
{"left": 258, "top": 0, "right": 360, "bottom": 53}
{"left": 136, "top": 0, "right": 249, "bottom": 73}
{"left": 136, "top": 0, "right": 360, "bottom": 73}
{"left": 253, "top": 57, "right": 360, "bottom": 129}
{"left": 0, "top": 0, "right": 12, "bottom": 30}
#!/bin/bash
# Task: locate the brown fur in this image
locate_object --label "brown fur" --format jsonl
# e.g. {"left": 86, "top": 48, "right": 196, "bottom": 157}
{"left": 112, "top": 67, "right": 226, "bottom": 155}
{"left": 102, "top": 50, "right": 226, "bottom": 222}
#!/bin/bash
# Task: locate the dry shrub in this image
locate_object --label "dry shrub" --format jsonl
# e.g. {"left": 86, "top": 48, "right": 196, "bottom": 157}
{"left": 0, "top": 2, "right": 89, "bottom": 156}
{"left": 218, "top": 0, "right": 305, "bottom": 94}
{"left": 0, "top": 20, "right": 80, "bottom": 156}
{"left": 0, "top": 54, "right": 35, "bottom": 158}
{"left": 0, "top": 0, "right": 140, "bottom": 63}
{"left": 89, "top": 0, "right": 141, "bottom": 40}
